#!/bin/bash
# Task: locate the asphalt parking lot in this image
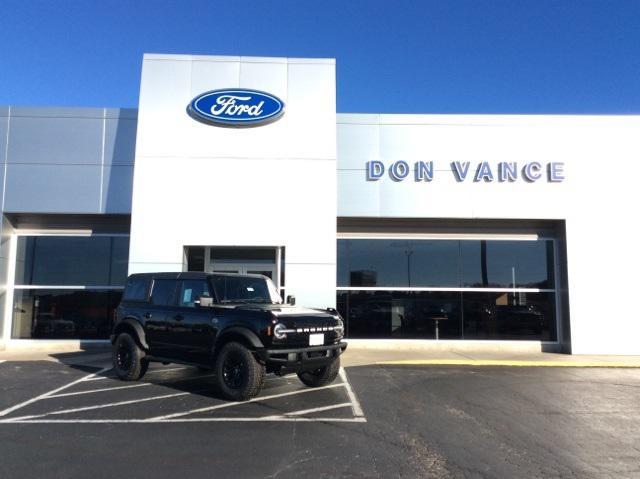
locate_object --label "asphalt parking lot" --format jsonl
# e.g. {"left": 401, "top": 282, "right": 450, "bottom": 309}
{"left": 1, "top": 359, "right": 639, "bottom": 478}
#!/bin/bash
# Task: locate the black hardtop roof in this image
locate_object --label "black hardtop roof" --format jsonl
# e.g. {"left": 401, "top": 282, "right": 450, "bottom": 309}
{"left": 128, "top": 272, "right": 267, "bottom": 280}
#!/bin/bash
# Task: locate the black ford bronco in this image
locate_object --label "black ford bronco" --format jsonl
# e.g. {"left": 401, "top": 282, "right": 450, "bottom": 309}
{"left": 111, "top": 272, "right": 347, "bottom": 400}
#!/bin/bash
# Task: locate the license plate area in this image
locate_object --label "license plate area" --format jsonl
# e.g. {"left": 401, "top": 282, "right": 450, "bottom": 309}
{"left": 309, "top": 333, "right": 325, "bottom": 346}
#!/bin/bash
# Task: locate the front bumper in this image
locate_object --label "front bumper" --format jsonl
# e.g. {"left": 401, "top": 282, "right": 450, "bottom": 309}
{"left": 260, "top": 341, "right": 347, "bottom": 372}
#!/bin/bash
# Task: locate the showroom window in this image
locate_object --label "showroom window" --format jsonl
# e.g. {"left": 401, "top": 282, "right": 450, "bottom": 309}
{"left": 336, "top": 239, "right": 558, "bottom": 341}
{"left": 11, "top": 235, "right": 129, "bottom": 340}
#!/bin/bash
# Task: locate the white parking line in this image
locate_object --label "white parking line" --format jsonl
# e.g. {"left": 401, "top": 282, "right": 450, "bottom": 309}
{"left": 147, "top": 382, "right": 346, "bottom": 421}
{"left": 6, "top": 389, "right": 206, "bottom": 422}
{"left": 0, "top": 367, "right": 110, "bottom": 418}
{"left": 45, "top": 383, "right": 151, "bottom": 399}
{"left": 281, "top": 402, "right": 352, "bottom": 417}
{"left": 82, "top": 376, "right": 109, "bottom": 381}
{"left": 339, "top": 368, "right": 365, "bottom": 418}
{"left": 0, "top": 417, "right": 368, "bottom": 424}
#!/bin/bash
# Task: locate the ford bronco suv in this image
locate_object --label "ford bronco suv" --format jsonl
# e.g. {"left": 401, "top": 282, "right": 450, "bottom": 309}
{"left": 111, "top": 272, "right": 347, "bottom": 400}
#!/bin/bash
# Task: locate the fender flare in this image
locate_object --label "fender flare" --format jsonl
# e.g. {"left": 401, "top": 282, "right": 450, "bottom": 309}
{"left": 215, "top": 326, "right": 264, "bottom": 353}
{"left": 113, "top": 318, "right": 149, "bottom": 351}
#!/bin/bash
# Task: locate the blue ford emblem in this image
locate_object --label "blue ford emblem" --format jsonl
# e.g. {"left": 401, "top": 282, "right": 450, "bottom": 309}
{"left": 187, "top": 88, "right": 285, "bottom": 127}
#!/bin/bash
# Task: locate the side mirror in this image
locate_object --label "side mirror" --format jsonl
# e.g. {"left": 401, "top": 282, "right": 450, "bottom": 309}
{"left": 286, "top": 295, "right": 296, "bottom": 306}
{"left": 196, "top": 296, "right": 214, "bottom": 307}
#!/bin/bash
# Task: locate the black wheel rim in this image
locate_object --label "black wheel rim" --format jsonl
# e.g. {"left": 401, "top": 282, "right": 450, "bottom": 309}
{"left": 116, "top": 341, "right": 133, "bottom": 371}
{"left": 222, "top": 353, "right": 245, "bottom": 389}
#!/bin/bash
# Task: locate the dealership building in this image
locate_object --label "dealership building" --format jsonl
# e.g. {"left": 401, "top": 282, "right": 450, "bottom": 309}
{"left": 0, "top": 53, "right": 638, "bottom": 355}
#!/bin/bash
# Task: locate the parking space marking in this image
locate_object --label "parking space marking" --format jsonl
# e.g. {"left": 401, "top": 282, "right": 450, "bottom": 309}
{"left": 148, "top": 382, "right": 346, "bottom": 421}
{"left": 6, "top": 389, "right": 208, "bottom": 422}
{"left": 280, "top": 402, "right": 352, "bottom": 417}
{"left": 2, "top": 417, "right": 367, "bottom": 424}
{"left": 0, "top": 366, "right": 367, "bottom": 424}
{"left": 0, "top": 367, "right": 110, "bottom": 419}
{"left": 339, "top": 368, "right": 365, "bottom": 418}
{"left": 82, "top": 376, "right": 109, "bottom": 381}
{"left": 44, "top": 383, "right": 151, "bottom": 399}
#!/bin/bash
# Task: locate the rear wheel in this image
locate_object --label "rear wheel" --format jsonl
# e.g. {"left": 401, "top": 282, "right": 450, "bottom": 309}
{"left": 214, "top": 342, "right": 265, "bottom": 401}
{"left": 297, "top": 356, "right": 341, "bottom": 387}
{"left": 112, "top": 333, "right": 147, "bottom": 381}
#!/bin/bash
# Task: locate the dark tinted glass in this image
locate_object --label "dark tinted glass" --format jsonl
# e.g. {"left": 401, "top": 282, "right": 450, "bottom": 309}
{"left": 11, "top": 289, "right": 121, "bottom": 339}
{"left": 187, "top": 247, "right": 205, "bottom": 272}
{"left": 338, "top": 239, "right": 554, "bottom": 289}
{"left": 211, "top": 275, "right": 273, "bottom": 303}
{"left": 123, "top": 276, "right": 150, "bottom": 301}
{"left": 151, "top": 279, "right": 177, "bottom": 306}
{"left": 336, "top": 291, "right": 556, "bottom": 341}
{"left": 337, "top": 290, "right": 462, "bottom": 339}
{"left": 109, "top": 237, "right": 130, "bottom": 285}
{"left": 460, "top": 240, "right": 554, "bottom": 288}
{"left": 178, "top": 280, "right": 211, "bottom": 307}
{"left": 337, "top": 239, "right": 459, "bottom": 287}
{"left": 462, "top": 292, "right": 556, "bottom": 340}
{"left": 15, "top": 236, "right": 130, "bottom": 286}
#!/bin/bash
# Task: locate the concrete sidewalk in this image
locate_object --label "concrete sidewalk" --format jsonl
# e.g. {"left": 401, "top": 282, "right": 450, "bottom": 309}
{"left": 2, "top": 343, "right": 640, "bottom": 368}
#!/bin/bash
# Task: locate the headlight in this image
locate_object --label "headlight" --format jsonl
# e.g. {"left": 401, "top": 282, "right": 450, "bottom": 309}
{"left": 273, "top": 323, "right": 287, "bottom": 339}
{"left": 334, "top": 319, "right": 344, "bottom": 334}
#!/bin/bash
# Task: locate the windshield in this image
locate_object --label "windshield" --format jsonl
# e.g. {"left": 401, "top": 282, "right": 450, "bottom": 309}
{"left": 211, "top": 275, "right": 282, "bottom": 304}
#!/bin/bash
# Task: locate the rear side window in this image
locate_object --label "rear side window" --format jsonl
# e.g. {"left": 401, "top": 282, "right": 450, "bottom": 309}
{"left": 151, "top": 279, "right": 178, "bottom": 306}
{"left": 123, "top": 276, "right": 150, "bottom": 302}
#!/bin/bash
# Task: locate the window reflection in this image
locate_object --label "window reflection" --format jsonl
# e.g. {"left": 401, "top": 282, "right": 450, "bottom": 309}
{"left": 336, "top": 291, "right": 557, "bottom": 341}
{"left": 462, "top": 292, "right": 557, "bottom": 341}
{"left": 338, "top": 239, "right": 554, "bottom": 289}
{"left": 337, "top": 291, "right": 462, "bottom": 339}
{"left": 11, "top": 289, "right": 121, "bottom": 340}
{"left": 15, "top": 236, "right": 130, "bottom": 286}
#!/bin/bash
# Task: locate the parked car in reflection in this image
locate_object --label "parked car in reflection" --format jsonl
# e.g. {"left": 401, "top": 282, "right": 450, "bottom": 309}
{"left": 32, "top": 313, "right": 76, "bottom": 338}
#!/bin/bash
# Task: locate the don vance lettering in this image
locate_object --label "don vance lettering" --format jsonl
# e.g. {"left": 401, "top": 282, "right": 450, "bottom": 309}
{"left": 365, "top": 161, "right": 565, "bottom": 183}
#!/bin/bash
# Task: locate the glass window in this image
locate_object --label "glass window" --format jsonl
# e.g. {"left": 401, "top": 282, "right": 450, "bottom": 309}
{"left": 11, "top": 289, "right": 121, "bottom": 340}
{"left": 187, "top": 247, "right": 205, "bottom": 272}
{"left": 460, "top": 240, "right": 554, "bottom": 288}
{"left": 462, "top": 292, "right": 557, "bottom": 341}
{"left": 15, "top": 236, "right": 130, "bottom": 286}
{"left": 150, "top": 279, "right": 177, "bottom": 306}
{"left": 123, "top": 276, "right": 150, "bottom": 302}
{"left": 211, "top": 275, "right": 281, "bottom": 304}
{"left": 338, "top": 239, "right": 460, "bottom": 288}
{"left": 178, "top": 280, "right": 211, "bottom": 308}
{"left": 337, "top": 290, "right": 462, "bottom": 339}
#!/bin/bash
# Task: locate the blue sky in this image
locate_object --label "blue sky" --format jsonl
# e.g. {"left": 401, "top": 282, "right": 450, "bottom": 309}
{"left": 1, "top": 0, "right": 639, "bottom": 113}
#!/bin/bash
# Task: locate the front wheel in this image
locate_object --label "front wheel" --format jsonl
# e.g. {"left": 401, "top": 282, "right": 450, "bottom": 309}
{"left": 214, "top": 342, "right": 265, "bottom": 401}
{"left": 297, "top": 356, "right": 341, "bottom": 388}
{"left": 112, "top": 333, "right": 148, "bottom": 381}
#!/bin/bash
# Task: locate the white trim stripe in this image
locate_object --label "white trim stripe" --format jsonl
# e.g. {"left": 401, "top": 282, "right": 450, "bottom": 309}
{"left": 336, "top": 286, "right": 554, "bottom": 293}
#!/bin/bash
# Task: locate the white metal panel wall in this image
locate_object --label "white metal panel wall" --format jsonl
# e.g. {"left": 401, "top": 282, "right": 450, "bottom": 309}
{"left": 130, "top": 54, "right": 337, "bottom": 308}
{"left": 337, "top": 114, "right": 640, "bottom": 354}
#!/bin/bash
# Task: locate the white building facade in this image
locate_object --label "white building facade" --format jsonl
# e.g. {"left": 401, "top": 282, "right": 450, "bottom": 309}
{"left": 0, "top": 53, "right": 638, "bottom": 354}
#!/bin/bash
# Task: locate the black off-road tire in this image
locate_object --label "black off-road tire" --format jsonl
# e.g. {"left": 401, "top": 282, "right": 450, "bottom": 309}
{"left": 215, "top": 342, "right": 265, "bottom": 401}
{"left": 112, "top": 333, "right": 148, "bottom": 381}
{"left": 297, "top": 356, "right": 341, "bottom": 388}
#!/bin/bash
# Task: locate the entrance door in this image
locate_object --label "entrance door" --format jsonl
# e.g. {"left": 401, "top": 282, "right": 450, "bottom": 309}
{"left": 209, "top": 262, "right": 276, "bottom": 280}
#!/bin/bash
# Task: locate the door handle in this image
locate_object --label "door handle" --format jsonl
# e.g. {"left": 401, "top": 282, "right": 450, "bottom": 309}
{"left": 143, "top": 312, "right": 152, "bottom": 319}
{"left": 174, "top": 314, "right": 184, "bottom": 321}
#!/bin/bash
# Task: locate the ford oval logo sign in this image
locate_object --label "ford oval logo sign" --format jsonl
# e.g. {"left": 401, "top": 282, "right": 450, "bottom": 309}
{"left": 187, "top": 88, "right": 285, "bottom": 127}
